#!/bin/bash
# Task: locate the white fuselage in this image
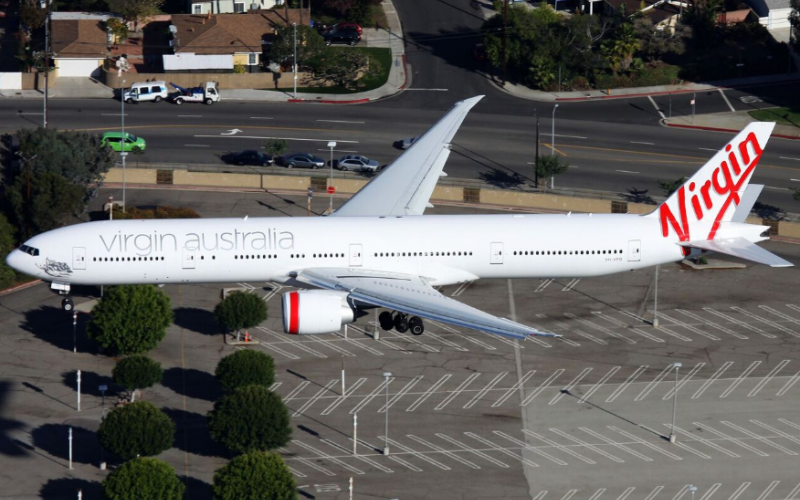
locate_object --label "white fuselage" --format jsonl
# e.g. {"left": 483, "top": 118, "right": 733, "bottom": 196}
{"left": 10, "top": 213, "right": 684, "bottom": 287}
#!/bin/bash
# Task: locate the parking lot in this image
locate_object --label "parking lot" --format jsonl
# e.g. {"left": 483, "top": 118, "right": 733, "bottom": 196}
{"left": 1, "top": 187, "right": 799, "bottom": 499}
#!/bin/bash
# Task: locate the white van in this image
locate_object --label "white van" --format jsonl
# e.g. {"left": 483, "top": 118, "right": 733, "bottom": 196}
{"left": 123, "top": 81, "right": 168, "bottom": 103}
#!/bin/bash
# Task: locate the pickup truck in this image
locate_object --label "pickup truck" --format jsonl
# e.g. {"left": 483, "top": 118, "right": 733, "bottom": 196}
{"left": 170, "top": 81, "right": 220, "bottom": 105}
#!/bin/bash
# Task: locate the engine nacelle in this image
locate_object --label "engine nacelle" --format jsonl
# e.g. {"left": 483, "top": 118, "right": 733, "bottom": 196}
{"left": 282, "top": 290, "right": 355, "bottom": 334}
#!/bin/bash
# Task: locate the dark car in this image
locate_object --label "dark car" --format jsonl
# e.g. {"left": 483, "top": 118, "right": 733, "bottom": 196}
{"left": 225, "top": 150, "right": 273, "bottom": 166}
{"left": 322, "top": 28, "right": 361, "bottom": 46}
{"left": 333, "top": 22, "right": 362, "bottom": 34}
{"left": 277, "top": 153, "right": 325, "bottom": 169}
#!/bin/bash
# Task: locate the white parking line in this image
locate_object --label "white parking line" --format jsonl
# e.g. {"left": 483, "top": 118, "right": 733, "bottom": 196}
{"left": 719, "top": 361, "right": 761, "bottom": 398}
{"left": 721, "top": 421, "right": 797, "bottom": 455}
{"left": 256, "top": 340, "right": 302, "bottom": 360}
{"left": 704, "top": 308, "right": 776, "bottom": 338}
{"left": 608, "top": 426, "right": 682, "bottom": 460}
{"left": 494, "top": 431, "right": 568, "bottom": 465}
{"left": 589, "top": 488, "right": 606, "bottom": 500}
{"left": 748, "top": 360, "right": 790, "bottom": 397}
{"left": 718, "top": 89, "right": 736, "bottom": 112}
{"left": 381, "top": 436, "right": 451, "bottom": 470}
{"left": 321, "top": 378, "right": 367, "bottom": 415}
{"left": 760, "top": 305, "right": 800, "bottom": 327}
{"left": 534, "top": 491, "right": 548, "bottom": 500}
{"left": 522, "top": 369, "right": 564, "bottom": 406}
{"left": 562, "top": 278, "right": 580, "bottom": 291}
{"left": 617, "top": 487, "right": 636, "bottom": 500}
{"left": 728, "top": 482, "right": 751, "bottom": 500}
{"left": 435, "top": 433, "right": 510, "bottom": 468}
{"left": 786, "top": 482, "right": 800, "bottom": 500}
{"left": 751, "top": 420, "right": 800, "bottom": 446}
{"left": 579, "top": 366, "right": 620, "bottom": 403}
{"left": 351, "top": 378, "right": 392, "bottom": 414}
{"left": 422, "top": 330, "right": 469, "bottom": 352}
{"left": 407, "top": 435, "right": 481, "bottom": 469}
{"left": 430, "top": 320, "right": 500, "bottom": 350}
{"left": 699, "top": 147, "right": 718, "bottom": 151}
{"left": 692, "top": 422, "right": 768, "bottom": 456}
{"left": 644, "top": 486, "right": 665, "bottom": 500}
{"left": 564, "top": 313, "right": 636, "bottom": 344}
{"left": 522, "top": 430, "right": 596, "bottom": 464}
{"left": 562, "top": 490, "right": 578, "bottom": 500}
{"left": 636, "top": 364, "right": 675, "bottom": 401}
{"left": 351, "top": 324, "right": 409, "bottom": 354}
{"left": 332, "top": 330, "right": 385, "bottom": 356}
{"left": 777, "top": 370, "right": 800, "bottom": 396}
{"left": 493, "top": 370, "right": 536, "bottom": 407}
{"left": 672, "top": 440, "right": 712, "bottom": 459}
{"left": 676, "top": 309, "right": 749, "bottom": 340}
{"left": 663, "top": 363, "right": 705, "bottom": 400}
{"left": 270, "top": 382, "right": 282, "bottom": 391}
{"left": 732, "top": 307, "right": 800, "bottom": 337}
{"left": 322, "top": 438, "right": 394, "bottom": 473}
{"left": 692, "top": 361, "right": 733, "bottom": 399}
{"left": 756, "top": 481, "right": 781, "bottom": 500}
{"left": 535, "top": 279, "right": 554, "bottom": 292}
{"left": 464, "top": 372, "right": 508, "bottom": 409}
{"left": 657, "top": 312, "right": 720, "bottom": 341}
{"left": 541, "top": 133, "right": 589, "bottom": 139}
{"left": 606, "top": 365, "right": 648, "bottom": 402}
{"left": 579, "top": 428, "right": 653, "bottom": 461}
{"left": 293, "top": 440, "right": 365, "bottom": 474}
{"left": 549, "top": 428, "right": 624, "bottom": 463}
{"left": 699, "top": 483, "right": 721, "bottom": 500}
{"left": 670, "top": 425, "right": 739, "bottom": 457}
{"left": 386, "top": 328, "right": 439, "bottom": 353}
{"left": 435, "top": 373, "right": 480, "bottom": 410}
{"left": 259, "top": 327, "right": 327, "bottom": 358}
{"left": 380, "top": 376, "right": 423, "bottom": 412}
{"left": 285, "top": 380, "right": 311, "bottom": 401}
{"left": 407, "top": 375, "right": 451, "bottom": 412}
{"left": 464, "top": 432, "right": 539, "bottom": 468}
{"left": 550, "top": 368, "right": 592, "bottom": 404}
{"left": 672, "top": 485, "right": 692, "bottom": 500}
{"left": 308, "top": 335, "right": 356, "bottom": 357}
{"left": 281, "top": 447, "right": 336, "bottom": 476}
{"left": 293, "top": 380, "right": 338, "bottom": 416}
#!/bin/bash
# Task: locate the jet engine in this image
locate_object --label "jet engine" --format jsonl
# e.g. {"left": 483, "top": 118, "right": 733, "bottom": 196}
{"left": 282, "top": 290, "right": 356, "bottom": 334}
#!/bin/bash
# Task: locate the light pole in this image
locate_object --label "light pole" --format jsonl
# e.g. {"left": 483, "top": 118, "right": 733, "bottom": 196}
{"left": 383, "top": 371, "right": 392, "bottom": 455}
{"left": 688, "top": 485, "right": 697, "bottom": 500}
{"left": 669, "top": 362, "right": 682, "bottom": 443}
{"left": 292, "top": 23, "right": 298, "bottom": 99}
{"left": 653, "top": 265, "right": 659, "bottom": 328}
{"left": 99, "top": 384, "right": 107, "bottom": 470}
{"left": 121, "top": 79, "right": 128, "bottom": 212}
{"left": 72, "top": 310, "right": 77, "bottom": 353}
{"left": 327, "top": 141, "right": 336, "bottom": 213}
{"left": 550, "top": 104, "right": 559, "bottom": 156}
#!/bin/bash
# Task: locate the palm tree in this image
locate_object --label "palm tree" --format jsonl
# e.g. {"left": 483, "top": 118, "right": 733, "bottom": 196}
{"left": 603, "top": 23, "right": 639, "bottom": 72}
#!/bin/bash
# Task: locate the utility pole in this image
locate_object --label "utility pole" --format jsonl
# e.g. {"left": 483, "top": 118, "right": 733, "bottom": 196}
{"left": 669, "top": 362, "right": 682, "bottom": 443}
{"left": 293, "top": 23, "right": 298, "bottom": 99}
{"left": 534, "top": 112, "right": 539, "bottom": 189}
{"left": 121, "top": 79, "right": 127, "bottom": 212}
{"left": 42, "top": 0, "right": 51, "bottom": 128}
{"left": 502, "top": 0, "right": 508, "bottom": 84}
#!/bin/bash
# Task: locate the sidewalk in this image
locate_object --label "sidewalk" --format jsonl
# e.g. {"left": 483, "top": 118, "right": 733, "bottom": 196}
{"left": 663, "top": 110, "right": 800, "bottom": 140}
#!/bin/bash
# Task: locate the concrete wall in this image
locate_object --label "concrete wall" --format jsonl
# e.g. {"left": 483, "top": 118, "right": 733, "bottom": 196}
{"left": 104, "top": 168, "right": 158, "bottom": 184}
{"left": 0, "top": 73, "right": 23, "bottom": 90}
{"left": 172, "top": 170, "right": 262, "bottom": 188}
{"left": 103, "top": 68, "right": 314, "bottom": 89}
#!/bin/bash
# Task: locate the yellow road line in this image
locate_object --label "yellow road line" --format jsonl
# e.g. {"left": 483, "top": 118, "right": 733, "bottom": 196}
{"left": 542, "top": 143, "right": 568, "bottom": 157}
{"left": 559, "top": 143, "right": 706, "bottom": 160}
{"left": 70, "top": 124, "right": 361, "bottom": 134}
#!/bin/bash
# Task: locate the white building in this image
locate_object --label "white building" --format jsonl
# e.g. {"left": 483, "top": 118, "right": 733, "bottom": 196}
{"left": 743, "top": 0, "right": 793, "bottom": 29}
{"left": 188, "top": 0, "right": 281, "bottom": 15}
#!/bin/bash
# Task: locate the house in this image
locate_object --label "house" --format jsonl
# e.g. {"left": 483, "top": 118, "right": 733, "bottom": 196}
{"left": 742, "top": 0, "right": 792, "bottom": 30}
{"left": 188, "top": 0, "right": 282, "bottom": 15}
{"left": 51, "top": 19, "right": 109, "bottom": 77}
{"left": 716, "top": 8, "right": 757, "bottom": 25}
{"left": 168, "top": 10, "right": 306, "bottom": 72}
{"left": 601, "top": 0, "right": 685, "bottom": 31}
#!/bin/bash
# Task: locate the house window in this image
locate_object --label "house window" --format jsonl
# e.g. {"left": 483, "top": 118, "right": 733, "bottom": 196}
{"left": 233, "top": 1, "right": 245, "bottom": 12}
{"left": 193, "top": 4, "right": 202, "bottom": 13}
{"left": 248, "top": 53, "right": 258, "bottom": 65}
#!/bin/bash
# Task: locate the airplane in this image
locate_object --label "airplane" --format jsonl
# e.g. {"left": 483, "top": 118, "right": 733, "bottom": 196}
{"left": 5, "top": 96, "right": 791, "bottom": 341}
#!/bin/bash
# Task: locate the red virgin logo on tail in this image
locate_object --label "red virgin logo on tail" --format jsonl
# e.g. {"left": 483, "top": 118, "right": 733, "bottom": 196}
{"left": 659, "top": 131, "right": 763, "bottom": 244}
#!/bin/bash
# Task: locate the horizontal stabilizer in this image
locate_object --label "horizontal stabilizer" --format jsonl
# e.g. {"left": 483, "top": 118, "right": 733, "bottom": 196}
{"left": 678, "top": 237, "right": 793, "bottom": 267}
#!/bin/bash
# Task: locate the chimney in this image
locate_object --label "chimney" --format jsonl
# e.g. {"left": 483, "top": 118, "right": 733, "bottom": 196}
{"left": 202, "top": 17, "right": 205, "bottom": 24}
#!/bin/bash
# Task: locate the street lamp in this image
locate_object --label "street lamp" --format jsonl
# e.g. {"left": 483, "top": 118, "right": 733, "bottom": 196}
{"left": 550, "top": 104, "right": 559, "bottom": 157}
{"left": 292, "top": 23, "right": 298, "bottom": 99}
{"left": 72, "top": 310, "right": 77, "bottom": 353}
{"left": 383, "top": 371, "right": 392, "bottom": 455}
{"left": 688, "top": 485, "right": 697, "bottom": 500}
{"left": 121, "top": 79, "right": 127, "bottom": 213}
{"left": 669, "top": 362, "right": 682, "bottom": 443}
{"left": 327, "top": 141, "right": 336, "bottom": 213}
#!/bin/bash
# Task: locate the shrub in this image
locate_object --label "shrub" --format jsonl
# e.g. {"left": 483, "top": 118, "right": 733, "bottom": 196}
{"left": 98, "top": 401, "right": 175, "bottom": 461}
{"left": 234, "top": 64, "right": 247, "bottom": 74}
{"left": 112, "top": 205, "right": 200, "bottom": 220}
{"left": 103, "top": 457, "right": 185, "bottom": 500}
{"left": 212, "top": 451, "right": 296, "bottom": 500}
{"left": 113, "top": 355, "right": 163, "bottom": 401}
{"left": 215, "top": 349, "right": 276, "bottom": 393}
{"left": 86, "top": 285, "right": 173, "bottom": 355}
{"left": 208, "top": 385, "right": 291, "bottom": 453}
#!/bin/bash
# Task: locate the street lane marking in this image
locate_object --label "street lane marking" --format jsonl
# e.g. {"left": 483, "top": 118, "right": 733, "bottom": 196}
{"left": 407, "top": 375, "right": 451, "bottom": 412}
{"left": 436, "top": 433, "right": 510, "bottom": 468}
{"left": 522, "top": 429, "right": 596, "bottom": 464}
{"left": 406, "top": 435, "right": 480, "bottom": 469}
{"left": 692, "top": 361, "right": 733, "bottom": 399}
{"left": 663, "top": 363, "right": 705, "bottom": 400}
{"left": 406, "top": 88, "right": 449, "bottom": 91}
{"left": 318, "top": 149, "right": 359, "bottom": 154}
{"left": 541, "top": 133, "right": 589, "bottom": 139}
{"left": 579, "top": 427, "right": 653, "bottom": 461}
{"left": 719, "top": 89, "right": 736, "bottom": 112}
{"left": 781, "top": 157, "right": 800, "bottom": 161}
{"left": 178, "top": 114, "right": 202, "bottom": 117}
{"left": 727, "top": 482, "right": 751, "bottom": 500}
{"left": 748, "top": 360, "right": 790, "bottom": 397}
{"left": 636, "top": 364, "right": 676, "bottom": 401}
{"left": 195, "top": 134, "right": 360, "bottom": 143}
{"left": 379, "top": 376, "right": 423, "bottom": 413}
{"left": 630, "top": 141, "right": 654, "bottom": 145}
{"left": 317, "top": 120, "right": 365, "bottom": 124}
{"left": 719, "top": 361, "right": 761, "bottom": 398}
{"left": 607, "top": 427, "right": 682, "bottom": 460}
{"left": 494, "top": 431, "right": 568, "bottom": 465}
{"left": 493, "top": 370, "right": 536, "bottom": 407}
{"left": 578, "top": 366, "right": 620, "bottom": 403}
{"left": 250, "top": 116, "right": 274, "bottom": 119}
{"left": 606, "top": 365, "right": 648, "bottom": 402}
{"left": 692, "top": 422, "right": 768, "bottom": 456}
{"left": 699, "top": 147, "right": 718, "bottom": 151}
{"left": 522, "top": 369, "right": 564, "bottom": 406}
{"left": 550, "top": 368, "right": 591, "bottom": 405}
{"left": 615, "top": 169, "right": 640, "bottom": 174}
{"left": 381, "top": 436, "right": 451, "bottom": 470}
{"left": 281, "top": 447, "right": 336, "bottom": 476}
{"left": 670, "top": 425, "right": 739, "bottom": 457}
{"left": 704, "top": 308, "right": 776, "bottom": 338}
{"left": 293, "top": 380, "right": 338, "bottom": 416}
{"left": 351, "top": 377, "right": 392, "bottom": 414}
{"left": 647, "top": 96, "right": 666, "bottom": 119}
{"left": 549, "top": 428, "right": 624, "bottom": 463}
{"left": 560, "top": 143, "right": 706, "bottom": 160}
{"left": 777, "top": 370, "right": 800, "bottom": 396}
{"left": 464, "top": 372, "right": 508, "bottom": 409}
{"left": 677, "top": 309, "right": 749, "bottom": 340}
{"left": 321, "top": 378, "right": 367, "bottom": 415}
{"left": 183, "top": 144, "right": 209, "bottom": 147}
{"left": 435, "top": 373, "right": 480, "bottom": 410}
{"left": 101, "top": 113, "right": 128, "bottom": 116}
{"left": 721, "top": 421, "right": 797, "bottom": 455}
{"left": 465, "top": 432, "right": 539, "bottom": 468}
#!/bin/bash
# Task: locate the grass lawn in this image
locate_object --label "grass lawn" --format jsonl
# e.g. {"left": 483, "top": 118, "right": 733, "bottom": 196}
{"left": 748, "top": 107, "right": 800, "bottom": 128}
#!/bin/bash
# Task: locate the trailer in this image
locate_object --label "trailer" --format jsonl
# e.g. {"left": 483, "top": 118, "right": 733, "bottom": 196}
{"left": 169, "top": 81, "right": 220, "bottom": 105}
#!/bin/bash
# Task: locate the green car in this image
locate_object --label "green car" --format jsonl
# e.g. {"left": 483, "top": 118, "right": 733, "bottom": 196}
{"left": 101, "top": 132, "right": 146, "bottom": 152}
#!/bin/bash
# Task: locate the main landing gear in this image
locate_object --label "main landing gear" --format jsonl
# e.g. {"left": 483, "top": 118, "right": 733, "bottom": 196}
{"left": 379, "top": 311, "right": 425, "bottom": 335}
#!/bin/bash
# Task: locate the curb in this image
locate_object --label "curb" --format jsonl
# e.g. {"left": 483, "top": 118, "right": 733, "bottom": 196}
{"left": 664, "top": 121, "right": 800, "bottom": 141}
{"left": 0, "top": 279, "right": 42, "bottom": 297}
{"left": 556, "top": 87, "right": 711, "bottom": 102}
{"left": 288, "top": 97, "right": 371, "bottom": 104}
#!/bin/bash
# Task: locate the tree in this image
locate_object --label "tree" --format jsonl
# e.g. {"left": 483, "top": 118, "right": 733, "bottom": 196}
{"left": 0, "top": 214, "right": 18, "bottom": 289}
{"left": 324, "top": 0, "right": 357, "bottom": 16}
{"left": 683, "top": 0, "right": 722, "bottom": 42}
{"left": 106, "top": 18, "right": 130, "bottom": 44}
{"left": 659, "top": 176, "right": 686, "bottom": 197}
{"left": 5, "top": 172, "right": 86, "bottom": 240}
{"left": 262, "top": 139, "right": 288, "bottom": 157}
{"left": 98, "top": 402, "right": 175, "bottom": 460}
{"left": 315, "top": 50, "right": 382, "bottom": 90}
{"left": 791, "top": 0, "right": 800, "bottom": 51}
{"left": 215, "top": 350, "right": 276, "bottom": 393}
{"left": 214, "top": 291, "right": 267, "bottom": 340}
{"left": 103, "top": 457, "right": 185, "bottom": 500}
{"left": 111, "top": 0, "right": 164, "bottom": 30}
{"left": 633, "top": 17, "right": 686, "bottom": 62}
{"left": 212, "top": 451, "right": 296, "bottom": 500}
{"left": 208, "top": 385, "right": 292, "bottom": 453}
{"left": 602, "top": 23, "right": 639, "bottom": 73}
{"left": 20, "top": 0, "right": 47, "bottom": 29}
{"left": 535, "top": 155, "right": 569, "bottom": 189}
{"left": 270, "top": 24, "right": 326, "bottom": 67}
{"left": 113, "top": 355, "right": 163, "bottom": 402}
{"left": 86, "top": 285, "right": 174, "bottom": 355}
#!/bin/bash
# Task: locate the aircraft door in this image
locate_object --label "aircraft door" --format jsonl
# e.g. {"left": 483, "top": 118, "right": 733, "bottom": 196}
{"left": 628, "top": 240, "right": 641, "bottom": 262}
{"left": 72, "top": 247, "right": 86, "bottom": 270}
{"left": 349, "top": 244, "right": 363, "bottom": 267}
{"left": 490, "top": 242, "right": 504, "bottom": 264}
{"left": 182, "top": 249, "right": 196, "bottom": 269}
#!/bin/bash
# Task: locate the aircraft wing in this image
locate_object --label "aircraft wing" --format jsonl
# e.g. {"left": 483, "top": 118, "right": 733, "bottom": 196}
{"left": 331, "top": 96, "right": 484, "bottom": 217}
{"left": 297, "top": 267, "right": 560, "bottom": 340}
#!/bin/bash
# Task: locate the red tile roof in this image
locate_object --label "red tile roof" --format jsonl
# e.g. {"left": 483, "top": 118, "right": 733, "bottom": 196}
{"left": 52, "top": 20, "right": 108, "bottom": 58}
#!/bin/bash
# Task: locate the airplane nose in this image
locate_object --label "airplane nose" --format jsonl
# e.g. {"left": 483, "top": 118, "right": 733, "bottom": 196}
{"left": 5, "top": 249, "right": 24, "bottom": 273}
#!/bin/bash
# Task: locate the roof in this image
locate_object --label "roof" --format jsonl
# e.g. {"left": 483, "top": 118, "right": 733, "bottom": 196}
{"left": 717, "top": 8, "right": 753, "bottom": 23}
{"left": 51, "top": 20, "right": 108, "bottom": 58}
{"left": 743, "top": 0, "right": 790, "bottom": 16}
{"left": 170, "top": 10, "right": 308, "bottom": 55}
{"left": 51, "top": 12, "right": 114, "bottom": 21}
{"left": 602, "top": 0, "right": 684, "bottom": 24}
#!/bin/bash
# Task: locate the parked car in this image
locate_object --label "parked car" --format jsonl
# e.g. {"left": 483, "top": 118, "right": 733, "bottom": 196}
{"left": 474, "top": 43, "right": 487, "bottom": 62}
{"left": 170, "top": 81, "right": 220, "bottom": 105}
{"left": 393, "top": 136, "right": 417, "bottom": 150}
{"left": 322, "top": 28, "right": 361, "bottom": 46}
{"left": 333, "top": 22, "right": 362, "bottom": 34}
{"left": 277, "top": 153, "right": 325, "bottom": 169}
{"left": 224, "top": 150, "right": 273, "bottom": 166}
{"left": 123, "top": 81, "right": 168, "bottom": 103}
{"left": 101, "top": 132, "right": 146, "bottom": 152}
{"left": 337, "top": 155, "right": 380, "bottom": 172}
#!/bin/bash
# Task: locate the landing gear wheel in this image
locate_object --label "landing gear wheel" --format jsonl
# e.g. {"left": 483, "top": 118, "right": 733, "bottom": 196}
{"left": 379, "top": 311, "right": 394, "bottom": 331}
{"left": 394, "top": 314, "right": 409, "bottom": 333}
{"left": 62, "top": 297, "right": 74, "bottom": 312}
{"left": 409, "top": 316, "right": 424, "bottom": 336}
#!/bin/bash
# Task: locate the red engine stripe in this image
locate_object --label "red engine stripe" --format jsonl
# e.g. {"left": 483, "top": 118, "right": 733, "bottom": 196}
{"left": 289, "top": 292, "right": 299, "bottom": 334}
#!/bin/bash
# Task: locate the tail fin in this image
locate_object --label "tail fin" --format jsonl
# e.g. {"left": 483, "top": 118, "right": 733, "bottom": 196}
{"left": 647, "top": 122, "right": 775, "bottom": 243}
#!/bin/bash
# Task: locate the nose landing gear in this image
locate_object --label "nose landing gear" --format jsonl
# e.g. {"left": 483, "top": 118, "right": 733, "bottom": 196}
{"left": 61, "top": 296, "right": 74, "bottom": 312}
{"left": 378, "top": 311, "right": 425, "bottom": 336}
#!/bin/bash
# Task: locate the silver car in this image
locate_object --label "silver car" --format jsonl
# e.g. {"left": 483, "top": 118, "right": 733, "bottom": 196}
{"left": 279, "top": 153, "right": 325, "bottom": 169}
{"left": 337, "top": 155, "right": 380, "bottom": 172}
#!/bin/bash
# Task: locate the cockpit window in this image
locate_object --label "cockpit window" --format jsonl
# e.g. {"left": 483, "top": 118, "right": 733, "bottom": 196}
{"left": 19, "top": 244, "right": 39, "bottom": 256}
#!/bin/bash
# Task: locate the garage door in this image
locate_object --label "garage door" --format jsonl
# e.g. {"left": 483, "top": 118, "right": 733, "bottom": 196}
{"left": 57, "top": 59, "right": 101, "bottom": 77}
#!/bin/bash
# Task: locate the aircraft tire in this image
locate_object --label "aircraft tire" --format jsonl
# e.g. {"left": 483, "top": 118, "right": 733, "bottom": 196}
{"left": 409, "top": 316, "right": 424, "bottom": 336}
{"left": 394, "top": 314, "right": 409, "bottom": 333}
{"left": 62, "top": 297, "right": 74, "bottom": 312}
{"left": 379, "top": 311, "right": 394, "bottom": 331}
